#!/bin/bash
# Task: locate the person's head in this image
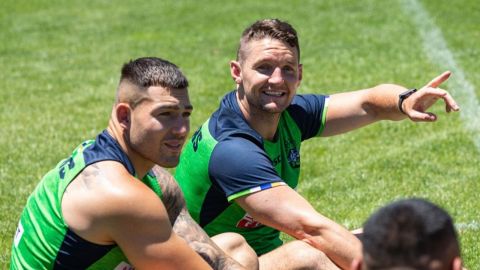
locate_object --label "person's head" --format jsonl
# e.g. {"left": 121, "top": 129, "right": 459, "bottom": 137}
{"left": 352, "top": 198, "right": 462, "bottom": 270}
{"left": 230, "top": 19, "right": 303, "bottom": 116}
{"left": 236, "top": 18, "right": 300, "bottom": 64}
{"left": 111, "top": 57, "right": 192, "bottom": 168}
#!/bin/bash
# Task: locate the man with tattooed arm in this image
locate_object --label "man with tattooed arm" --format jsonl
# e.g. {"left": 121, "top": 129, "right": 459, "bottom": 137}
{"left": 10, "top": 57, "right": 257, "bottom": 270}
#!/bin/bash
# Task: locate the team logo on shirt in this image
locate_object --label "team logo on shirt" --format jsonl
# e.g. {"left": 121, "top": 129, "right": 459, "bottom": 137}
{"left": 287, "top": 148, "right": 300, "bottom": 168}
{"left": 236, "top": 213, "right": 262, "bottom": 229}
{"left": 283, "top": 139, "right": 300, "bottom": 168}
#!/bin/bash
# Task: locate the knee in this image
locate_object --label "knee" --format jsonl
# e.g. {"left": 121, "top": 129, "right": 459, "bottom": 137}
{"left": 212, "top": 232, "right": 259, "bottom": 269}
{"left": 282, "top": 240, "right": 335, "bottom": 269}
{"left": 213, "top": 232, "right": 251, "bottom": 253}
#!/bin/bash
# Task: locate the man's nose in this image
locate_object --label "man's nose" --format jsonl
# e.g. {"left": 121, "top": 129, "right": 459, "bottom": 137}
{"left": 268, "top": 67, "right": 284, "bottom": 85}
{"left": 172, "top": 116, "right": 189, "bottom": 136}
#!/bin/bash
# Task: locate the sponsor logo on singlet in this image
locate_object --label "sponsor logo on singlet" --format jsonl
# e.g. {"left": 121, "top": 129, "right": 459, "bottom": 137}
{"left": 114, "top": 261, "right": 134, "bottom": 270}
{"left": 236, "top": 213, "right": 262, "bottom": 229}
{"left": 14, "top": 221, "right": 24, "bottom": 247}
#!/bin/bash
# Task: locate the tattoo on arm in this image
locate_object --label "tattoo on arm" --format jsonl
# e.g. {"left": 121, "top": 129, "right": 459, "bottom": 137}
{"left": 173, "top": 209, "right": 245, "bottom": 270}
{"left": 151, "top": 166, "right": 184, "bottom": 224}
{"left": 75, "top": 163, "right": 102, "bottom": 190}
{"left": 151, "top": 166, "right": 245, "bottom": 270}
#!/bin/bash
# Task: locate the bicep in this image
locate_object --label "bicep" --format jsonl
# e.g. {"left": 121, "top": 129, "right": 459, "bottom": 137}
{"left": 150, "top": 167, "right": 236, "bottom": 269}
{"left": 172, "top": 207, "right": 214, "bottom": 246}
{"left": 107, "top": 186, "right": 211, "bottom": 269}
{"left": 322, "top": 89, "right": 374, "bottom": 136}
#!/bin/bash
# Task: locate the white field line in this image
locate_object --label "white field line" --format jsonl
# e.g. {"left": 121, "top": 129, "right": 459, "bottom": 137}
{"left": 401, "top": 0, "right": 480, "bottom": 152}
{"left": 345, "top": 221, "right": 480, "bottom": 232}
{"left": 456, "top": 221, "right": 480, "bottom": 231}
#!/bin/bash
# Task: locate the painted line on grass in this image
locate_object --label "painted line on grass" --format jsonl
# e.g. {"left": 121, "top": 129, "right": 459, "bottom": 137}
{"left": 401, "top": 0, "right": 480, "bottom": 152}
{"left": 456, "top": 221, "right": 480, "bottom": 231}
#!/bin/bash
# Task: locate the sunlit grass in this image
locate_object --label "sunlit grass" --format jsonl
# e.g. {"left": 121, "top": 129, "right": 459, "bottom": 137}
{"left": 1, "top": 0, "right": 478, "bottom": 267}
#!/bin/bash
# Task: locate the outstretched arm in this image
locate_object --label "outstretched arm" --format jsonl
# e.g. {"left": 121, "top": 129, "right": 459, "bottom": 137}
{"left": 152, "top": 166, "right": 253, "bottom": 270}
{"left": 235, "top": 186, "right": 360, "bottom": 269}
{"left": 236, "top": 185, "right": 362, "bottom": 270}
{"left": 322, "top": 71, "right": 459, "bottom": 136}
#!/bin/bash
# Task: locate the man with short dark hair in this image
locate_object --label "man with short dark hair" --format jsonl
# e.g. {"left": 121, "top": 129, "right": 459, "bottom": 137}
{"left": 175, "top": 18, "right": 459, "bottom": 270}
{"left": 10, "top": 57, "right": 257, "bottom": 269}
{"left": 351, "top": 198, "right": 463, "bottom": 270}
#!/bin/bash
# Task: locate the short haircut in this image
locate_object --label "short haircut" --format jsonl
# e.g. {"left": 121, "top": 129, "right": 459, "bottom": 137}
{"left": 120, "top": 57, "right": 188, "bottom": 90}
{"left": 236, "top": 19, "right": 300, "bottom": 63}
{"left": 361, "top": 198, "right": 459, "bottom": 270}
{"left": 116, "top": 57, "right": 188, "bottom": 107}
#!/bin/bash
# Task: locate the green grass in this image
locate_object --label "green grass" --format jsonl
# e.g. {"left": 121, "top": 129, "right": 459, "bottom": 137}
{"left": 1, "top": 0, "right": 478, "bottom": 268}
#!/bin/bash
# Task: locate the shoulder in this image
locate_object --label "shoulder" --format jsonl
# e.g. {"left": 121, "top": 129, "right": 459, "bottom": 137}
{"left": 209, "top": 137, "right": 281, "bottom": 195}
{"left": 285, "top": 94, "right": 329, "bottom": 139}
{"left": 211, "top": 135, "right": 266, "bottom": 165}
{"left": 210, "top": 94, "right": 263, "bottom": 143}
{"left": 288, "top": 94, "right": 328, "bottom": 113}
{"left": 62, "top": 161, "right": 169, "bottom": 243}
{"left": 85, "top": 161, "right": 165, "bottom": 213}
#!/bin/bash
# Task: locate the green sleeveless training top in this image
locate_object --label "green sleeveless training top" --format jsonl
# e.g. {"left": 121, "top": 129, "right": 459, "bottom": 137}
{"left": 10, "top": 131, "right": 163, "bottom": 269}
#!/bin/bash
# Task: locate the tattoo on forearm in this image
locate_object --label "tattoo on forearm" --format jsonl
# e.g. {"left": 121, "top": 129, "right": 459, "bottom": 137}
{"left": 173, "top": 209, "right": 242, "bottom": 270}
{"left": 151, "top": 166, "right": 244, "bottom": 270}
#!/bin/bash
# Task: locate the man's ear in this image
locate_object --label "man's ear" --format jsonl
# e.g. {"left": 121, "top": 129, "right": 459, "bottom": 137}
{"left": 452, "top": 256, "right": 463, "bottom": 270}
{"left": 350, "top": 258, "right": 363, "bottom": 270}
{"left": 294, "top": 63, "right": 303, "bottom": 89}
{"left": 116, "top": 103, "right": 131, "bottom": 129}
{"left": 230, "top": 60, "right": 242, "bottom": 85}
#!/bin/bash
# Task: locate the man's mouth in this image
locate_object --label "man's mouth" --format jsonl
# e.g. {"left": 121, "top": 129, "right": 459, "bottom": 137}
{"left": 164, "top": 141, "right": 184, "bottom": 152}
{"left": 263, "top": 90, "right": 286, "bottom": 97}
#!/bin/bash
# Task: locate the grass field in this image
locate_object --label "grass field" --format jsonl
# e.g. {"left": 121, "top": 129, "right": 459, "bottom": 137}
{"left": 1, "top": 0, "right": 478, "bottom": 268}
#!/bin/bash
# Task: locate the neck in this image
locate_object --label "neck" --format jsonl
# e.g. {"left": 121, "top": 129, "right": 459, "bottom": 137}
{"left": 236, "top": 93, "right": 280, "bottom": 141}
{"left": 106, "top": 119, "right": 153, "bottom": 179}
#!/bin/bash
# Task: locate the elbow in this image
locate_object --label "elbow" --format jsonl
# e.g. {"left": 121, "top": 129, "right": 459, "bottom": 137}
{"left": 290, "top": 214, "right": 329, "bottom": 240}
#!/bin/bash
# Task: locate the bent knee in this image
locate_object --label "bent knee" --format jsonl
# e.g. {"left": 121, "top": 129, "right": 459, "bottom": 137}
{"left": 212, "top": 233, "right": 259, "bottom": 270}
{"left": 212, "top": 232, "right": 248, "bottom": 250}
{"left": 281, "top": 240, "right": 335, "bottom": 269}
{"left": 211, "top": 232, "right": 256, "bottom": 257}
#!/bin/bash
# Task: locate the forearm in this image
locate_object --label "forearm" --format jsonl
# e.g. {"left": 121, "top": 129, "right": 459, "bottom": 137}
{"left": 323, "top": 84, "right": 408, "bottom": 136}
{"left": 324, "top": 72, "right": 458, "bottom": 135}
{"left": 237, "top": 187, "right": 361, "bottom": 269}
{"left": 152, "top": 166, "right": 246, "bottom": 270}
{"left": 362, "top": 83, "right": 408, "bottom": 121}
{"left": 173, "top": 209, "right": 247, "bottom": 270}
{"left": 297, "top": 218, "right": 362, "bottom": 270}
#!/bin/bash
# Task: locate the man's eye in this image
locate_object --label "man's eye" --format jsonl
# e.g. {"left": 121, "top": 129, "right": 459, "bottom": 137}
{"left": 257, "top": 64, "right": 272, "bottom": 73}
{"left": 158, "top": 112, "right": 172, "bottom": 116}
{"left": 182, "top": 112, "right": 191, "bottom": 118}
